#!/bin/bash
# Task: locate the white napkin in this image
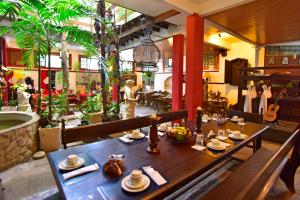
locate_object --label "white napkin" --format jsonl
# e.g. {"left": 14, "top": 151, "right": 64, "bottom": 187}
{"left": 202, "top": 119, "right": 208, "bottom": 123}
{"left": 219, "top": 141, "right": 231, "bottom": 147}
{"left": 207, "top": 130, "right": 215, "bottom": 138}
{"left": 238, "top": 122, "right": 246, "bottom": 126}
{"left": 191, "top": 145, "right": 206, "bottom": 151}
{"left": 119, "top": 135, "right": 133, "bottom": 143}
{"left": 142, "top": 166, "right": 167, "bottom": 186}
{"left": 63, "top": 163, "right": 99, "bottom": 180}
{"left": 216, "top": 135, "right": 228, "bottom": 141}
{"left": 158, "top": 131, "right": 165, "bottom": 137}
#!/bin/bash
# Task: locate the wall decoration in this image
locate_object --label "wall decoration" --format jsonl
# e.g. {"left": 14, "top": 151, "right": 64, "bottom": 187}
{"left": 282, "top": 56, "right": 289, "bottom": 65}
{"left": 267, "top": 56, "right": 274, "bottom": 65}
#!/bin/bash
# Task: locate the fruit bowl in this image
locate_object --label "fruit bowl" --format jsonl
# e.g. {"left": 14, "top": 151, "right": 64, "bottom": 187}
{"left": 166, "top": 126, "right": 192, "bottom": 143}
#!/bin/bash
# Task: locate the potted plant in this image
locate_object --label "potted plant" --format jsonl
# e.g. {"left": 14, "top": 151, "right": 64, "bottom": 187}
{"left": 38, "top": 107, "right": 61, "bottom": 153}
{"left": 80, "top": 93, "right": 103, "bottom": 124}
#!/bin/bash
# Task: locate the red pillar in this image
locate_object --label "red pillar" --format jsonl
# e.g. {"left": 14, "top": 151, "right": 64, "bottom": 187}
{"left": 112, "top": 83, "right": 118, "bottom": 102}
{"left": 172, "top": 34, "right": 184, "bottom": 111}
{"left": 186, "top": 14, "right": 204, "bottom": 121}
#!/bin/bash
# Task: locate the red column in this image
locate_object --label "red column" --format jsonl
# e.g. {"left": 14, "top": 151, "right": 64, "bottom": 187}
{"left": 185, "top": 14, "right": 204, "bottom": 121}
{"left": 172, "top": 34, "right": 184, "bottom": 111}
{"left": 112, "top": 83, "right": 118, "bottom": 102}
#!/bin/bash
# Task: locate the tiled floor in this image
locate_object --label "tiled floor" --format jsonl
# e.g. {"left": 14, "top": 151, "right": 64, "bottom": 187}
{"left": 0, "top": 105, "right": 299, "bottom": 200}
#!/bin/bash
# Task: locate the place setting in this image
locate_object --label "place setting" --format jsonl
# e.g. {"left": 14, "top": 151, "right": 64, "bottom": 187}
{"left": 118, "top": 129, "right": 146, "bottom": 144}
{"left": 56, "top": 153, "right": 100, "bottom": 183}
{"left": 98, "top": 163, "right": 167, "bottom": 199}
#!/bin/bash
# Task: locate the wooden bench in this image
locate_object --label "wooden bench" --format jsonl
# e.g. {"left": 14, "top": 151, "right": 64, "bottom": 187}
{"left": 201, "top": 129, "right": 300, "bottom": 200}
{"left": 62, "top": 110, "right": 188, "bottom": 149}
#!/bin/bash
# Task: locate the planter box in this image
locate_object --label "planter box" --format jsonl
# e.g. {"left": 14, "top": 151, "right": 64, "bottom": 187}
{"left": 89, "top": 112, "right": 102, "bottom": 124}
{"left": 39, "top": 127, "right": 61, "bottom": 152}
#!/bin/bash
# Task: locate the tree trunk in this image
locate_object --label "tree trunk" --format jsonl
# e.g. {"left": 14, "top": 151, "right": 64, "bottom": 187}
{"left": 61, "top": 31, "right": 69, "bottom": 114}
{"left": 96, "top": 0, "right": 107, "bottom": 121}
{"left": 37, "top": 54, "right": 41, "bottom": 114}
{"left": 47, "top": 44, "right": 52, "bottom": 121}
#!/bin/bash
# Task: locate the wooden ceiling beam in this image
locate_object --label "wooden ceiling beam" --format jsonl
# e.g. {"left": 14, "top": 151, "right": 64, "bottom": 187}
{"left": 119, "top": 10, "right": 179, "bottom": 38}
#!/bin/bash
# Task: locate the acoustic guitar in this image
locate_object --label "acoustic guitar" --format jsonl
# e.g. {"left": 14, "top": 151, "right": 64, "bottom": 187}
{"left": 263, "top": 89, "right": 286, "bottom": 122}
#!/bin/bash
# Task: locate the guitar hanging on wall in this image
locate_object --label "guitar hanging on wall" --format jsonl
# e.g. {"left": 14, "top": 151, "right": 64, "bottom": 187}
{"left": 263, "top": 88, "right": 286, "bottom": 122}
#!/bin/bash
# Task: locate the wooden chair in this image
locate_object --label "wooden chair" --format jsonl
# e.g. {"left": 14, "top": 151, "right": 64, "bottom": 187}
{"left": 201, "top": 129, "right": 299, "bottom": 200}
{"left": 157, "top": 110, "right": 188, "bottom": 124}
{"left": 61, "top": 110, "right": 188, "bottom": 149}
{"left": 61, "top": 116, "right": 150, "bottom": 149}
{"left": 227, "top": 109, "right": 263, "bottom": 124}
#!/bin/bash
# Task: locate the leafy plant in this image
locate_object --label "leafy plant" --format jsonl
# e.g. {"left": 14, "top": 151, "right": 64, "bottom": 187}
{"left": 80, "top": 94, "right": 102, "bottom": 114}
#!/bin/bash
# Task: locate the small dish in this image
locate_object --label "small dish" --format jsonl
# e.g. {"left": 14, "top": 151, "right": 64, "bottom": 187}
{"left": 128, "top": 133, "right": 145, "bottom": 139}
{"left": 121, "top": 174, "right": 150, "bottom": 193}
{"left": 58, "top": 157, "right": 85, "bottom": 171}
{"left": 207, "top": 142, "right": 226, "bottom": 151}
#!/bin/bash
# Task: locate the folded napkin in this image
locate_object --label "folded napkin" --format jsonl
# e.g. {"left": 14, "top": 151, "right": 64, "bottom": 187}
{"left": 142, "top": 166, "right": 167, "bottom": 186}
{"left": 216, "top": 135, "right": 228, "bottom": 141}
{"left": 202, "top": 119, "right": 208, "bottom": 123}
{"left": 219, "top": 141, "right": 231, "bottom": 147}
{"left": 119, "top": 135, "right": 133, "bottom": 143}
{"left": 191, "top": 145, "right": 206, "bottom": 151}
{"left": 63, "top": 163, "right": 99, "bottom": 180}
{"left": 238, "top": 122, "right": 246, "bottom": 126}
{"left": 158, "top": 131, "right": 165, "bottom": 137}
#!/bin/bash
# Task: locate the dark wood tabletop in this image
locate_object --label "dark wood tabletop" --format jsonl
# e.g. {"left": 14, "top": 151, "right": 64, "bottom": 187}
{"left": 47, "top": 120, "right": 268, "bottom": 200}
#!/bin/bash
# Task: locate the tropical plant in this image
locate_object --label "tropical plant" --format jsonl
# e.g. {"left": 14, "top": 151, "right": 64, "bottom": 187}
{"left": 80, "top": 94, "right": 102, "bottom": 114}
{"left": 0, "top": 0, "right": 99, "bottom": 120}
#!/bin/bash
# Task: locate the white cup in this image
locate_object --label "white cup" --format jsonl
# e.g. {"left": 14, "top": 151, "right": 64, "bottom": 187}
{"left": 159, "top": 124, "right": 167, "bottom": 131}
{"left": 67, "top": 154, "right": 78, "bottom": 167}
{"left": 232, "top": 131, "right": 241, "bottom": 137}
{"left": 132, "top": 130, "right": 140, "bottom": 137}
{"left": 130, "top": 169, "right": 142, "bottom": 186}
{"left": 211, "top": 139, "right": 220, "bottom": 146}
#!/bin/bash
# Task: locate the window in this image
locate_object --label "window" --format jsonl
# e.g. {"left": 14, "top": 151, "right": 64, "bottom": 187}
{"left": 39, "top": 54, "right": 71, "bottom": 68}
{"left": 80, "top": 56, "right": 99, "bottom": 70}
{"left": 120, "top": 61, "right": 133, "bottom": 72}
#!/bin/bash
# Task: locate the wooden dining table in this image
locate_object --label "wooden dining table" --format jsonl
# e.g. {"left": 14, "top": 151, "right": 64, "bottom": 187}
{"left": 47, "top": 120, "right": 268, "bottom": 200}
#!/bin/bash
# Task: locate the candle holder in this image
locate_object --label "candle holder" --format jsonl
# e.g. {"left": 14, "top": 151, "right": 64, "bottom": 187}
{"left": 196, "top": 107, "right": 203, "bottom": 133}
{"left": 147, "top": 114, "right": 161, "bottom": 154}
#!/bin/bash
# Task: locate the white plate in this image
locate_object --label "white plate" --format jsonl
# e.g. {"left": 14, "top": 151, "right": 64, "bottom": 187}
{"left": 230, "top": 118, "right": 239, "bottom": 122}
{"left": 207, "top": 142, "right": 226, "bottom": 151}
{"left": 58, "top": 157, "right": 85, "bottom": 171}
{"left": 121, "top": 174, "right": 150, "bottom": 193}
{"left": 228, "top": 133, "right": 247, "bottom": 140}
{"left": 128, "top": 133, "right": 145, "bottom": 139}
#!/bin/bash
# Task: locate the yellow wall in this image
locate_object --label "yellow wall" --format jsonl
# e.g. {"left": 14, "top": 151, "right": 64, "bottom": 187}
{"left": 207, "top": 41, "right": 256, "bottom": 105}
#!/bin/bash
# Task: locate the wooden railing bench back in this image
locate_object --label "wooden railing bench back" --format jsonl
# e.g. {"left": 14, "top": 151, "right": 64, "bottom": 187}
{"left": 201, "top": 129, "right": 300, "bottom": 200}
{"left": 61, "top": 110, "right": 188, "bottom": 149}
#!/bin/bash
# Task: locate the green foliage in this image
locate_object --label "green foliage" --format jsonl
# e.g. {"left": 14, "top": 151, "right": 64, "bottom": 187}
{"left": 0, "top": 1, "right": 21, "bottom": 21}
{"left": 81, "top": 94, "right": 102, "bottom": 114}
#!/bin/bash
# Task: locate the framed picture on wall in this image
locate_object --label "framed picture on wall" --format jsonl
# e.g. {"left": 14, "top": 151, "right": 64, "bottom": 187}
{"left": 282, "top": 56, "right": 289, "bottom": 65}
{"left": 267, "top": 56, "right": 274, "bottom": 65}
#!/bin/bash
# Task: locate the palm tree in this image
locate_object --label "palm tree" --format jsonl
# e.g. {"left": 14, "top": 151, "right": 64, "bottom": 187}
{"left": 0, "top": 0, "right": 98, "bottom": 119}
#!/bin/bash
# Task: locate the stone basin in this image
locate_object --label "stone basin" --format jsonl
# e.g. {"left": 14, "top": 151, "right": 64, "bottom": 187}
{"left": 0, "top": 112, "right": 40, "bottom": 171}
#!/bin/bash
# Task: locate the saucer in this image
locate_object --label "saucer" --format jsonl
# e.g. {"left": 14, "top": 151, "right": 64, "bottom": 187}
{"left": 128, "top": 133, "right": 145, "bottom": 139}
{"left": 228, "top": 133, "right": 247, "bottom": 140}
{"left": 58, "top": 157, "right": 85, "bottom": 170}
{"left": 121, "top": 174, "right": 150, "bottom": 192}
{"left": 207, "top": 142, "right": 226, "bottom": 151}
{"left": 230, "top": 118, "right": 240, "bottom": 122}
